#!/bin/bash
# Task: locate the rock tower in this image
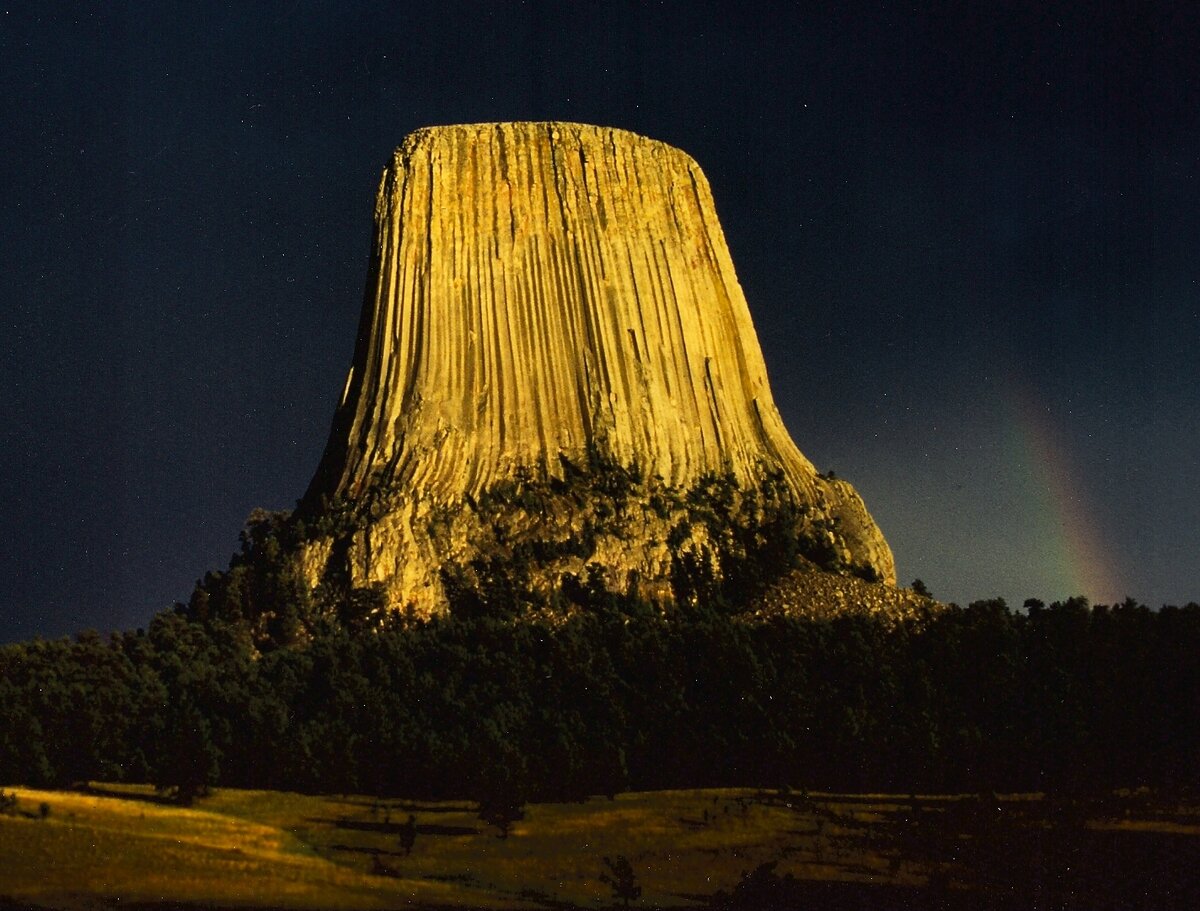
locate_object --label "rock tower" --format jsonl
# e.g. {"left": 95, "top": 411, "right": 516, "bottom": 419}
{"left": 296, "top": 122, "right": 894, "bottom": 616}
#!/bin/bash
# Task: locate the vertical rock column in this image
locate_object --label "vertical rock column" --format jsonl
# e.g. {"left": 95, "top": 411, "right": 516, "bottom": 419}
{"left": 299, "top": 122, "right": 895, "bottom": 613}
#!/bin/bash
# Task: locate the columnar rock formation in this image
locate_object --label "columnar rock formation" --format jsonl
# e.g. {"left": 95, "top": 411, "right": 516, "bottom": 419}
{"left": 297, "top": 122, "right": 894, "bottom": 616}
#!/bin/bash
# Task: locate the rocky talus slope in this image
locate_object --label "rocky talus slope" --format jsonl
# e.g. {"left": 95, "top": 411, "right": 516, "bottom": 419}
{"left": 295, "top": 123, "right": 895, "bottom": 616}
{"left": 741, "top": 558, "right": 940, "bottom": 625}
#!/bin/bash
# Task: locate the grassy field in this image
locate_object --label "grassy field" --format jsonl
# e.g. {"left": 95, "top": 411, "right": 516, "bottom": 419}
{"left": 2, "top": 783, "right": 1199, "bottom": 909}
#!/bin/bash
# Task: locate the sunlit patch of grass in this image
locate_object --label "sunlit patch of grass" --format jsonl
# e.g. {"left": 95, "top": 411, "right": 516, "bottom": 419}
{"left": 0, "top": 787, "right": 503, "bottom": 910}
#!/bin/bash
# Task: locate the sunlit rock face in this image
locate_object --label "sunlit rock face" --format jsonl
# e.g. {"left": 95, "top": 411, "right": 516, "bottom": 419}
{"left": 298, "top": 122, "right": 894, "bottom": 615}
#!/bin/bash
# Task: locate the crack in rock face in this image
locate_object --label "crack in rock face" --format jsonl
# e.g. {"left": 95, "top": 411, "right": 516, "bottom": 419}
{"left": 296, "top": 122, "right": 895, "bottom": 617}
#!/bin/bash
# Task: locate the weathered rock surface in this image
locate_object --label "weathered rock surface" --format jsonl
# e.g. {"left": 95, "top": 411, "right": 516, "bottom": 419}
{"left": 742, "top": 558, "right": 937, "bottom": 627}
{"left": 296, "top": 122, "right": 895, "bottom": 615}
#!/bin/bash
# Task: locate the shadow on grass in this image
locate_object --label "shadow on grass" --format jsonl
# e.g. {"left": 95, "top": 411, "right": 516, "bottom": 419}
{"left": 80, "top": 784, "right": 177, "bottom": 806}
{"left": 335, "top": 797, "right": 476, "bottom": 813}
{"left": 311, "top": 816, "right": 479, "bottom": 836}
{"left": 720, "top": 787, "right": 1200, "bottom": 910}
{"left": 708, "top": 854, "right": 1200, "bottom": 910}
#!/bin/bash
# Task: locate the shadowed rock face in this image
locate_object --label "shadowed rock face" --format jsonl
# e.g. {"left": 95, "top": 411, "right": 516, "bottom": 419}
{"left": 298, "top": 122, "right": 894, "bottom": 615}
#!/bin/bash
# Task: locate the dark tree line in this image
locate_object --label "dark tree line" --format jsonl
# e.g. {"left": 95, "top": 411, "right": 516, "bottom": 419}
{"left": 2, "top": 585, "right": 1198, "bottom": 802}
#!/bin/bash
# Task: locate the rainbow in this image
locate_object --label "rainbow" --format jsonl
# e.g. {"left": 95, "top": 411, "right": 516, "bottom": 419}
{"left": 1005, "top": 378, "right": 1123, "bottom": 605}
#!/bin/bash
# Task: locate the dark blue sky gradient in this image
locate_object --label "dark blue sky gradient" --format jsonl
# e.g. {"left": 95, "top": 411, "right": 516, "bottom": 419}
{"left": 2, "top": 1, "right": 1197, "bottom": 640}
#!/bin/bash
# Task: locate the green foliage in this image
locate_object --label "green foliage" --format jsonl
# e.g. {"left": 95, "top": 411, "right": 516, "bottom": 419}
{"left": 428, "top": 460, "right": 824, "bottom": 620}
{"left": 667, "top": 470, "right": 811, "bottom": 609}
{"left": 185, "top": 452, "right": 875, "bottom": 649}
{"left": 153, "top": 699, "right": 220, "bottom": 805}
{"left": 0, "top": 594, "right": 1197, "bottom": 801}
{"left": 713, "top": 861, "right": 801, "bottom": 909}
{"left": 477, "top": 797, "right": 525, "bottom": 839}
{"left": 397, "top": 813, "right": 417, "bottom": 855}
{"left": 475, "top": 749, "right": 528, "bottom": 839}
{"left": 188, "top": 508, "right": 316, "bottom": 648}
{"left": 336, "top": 583, "right": 389, "bottom": 631}
{"left": 599, "top": 854, "right": 641, "bottom": 908}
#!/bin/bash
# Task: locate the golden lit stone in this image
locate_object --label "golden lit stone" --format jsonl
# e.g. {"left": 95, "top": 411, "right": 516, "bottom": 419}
{"left": 298, "top": 122, "right": 895, "bottom": 615}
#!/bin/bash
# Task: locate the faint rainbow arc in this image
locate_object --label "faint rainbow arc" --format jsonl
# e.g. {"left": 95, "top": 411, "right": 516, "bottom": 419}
{"left": 1006, "top": 382, "right": 1123, "bottom": 604}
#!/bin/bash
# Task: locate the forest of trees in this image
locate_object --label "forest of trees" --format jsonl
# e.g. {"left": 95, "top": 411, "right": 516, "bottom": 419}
{"left": 2, "top": 550, "right": 1197, "bottom": 804}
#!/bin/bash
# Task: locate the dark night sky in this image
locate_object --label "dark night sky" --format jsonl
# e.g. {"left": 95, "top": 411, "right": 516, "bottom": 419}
{"left": 2, "top": 1, "right": 1197, "bottom": 641}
